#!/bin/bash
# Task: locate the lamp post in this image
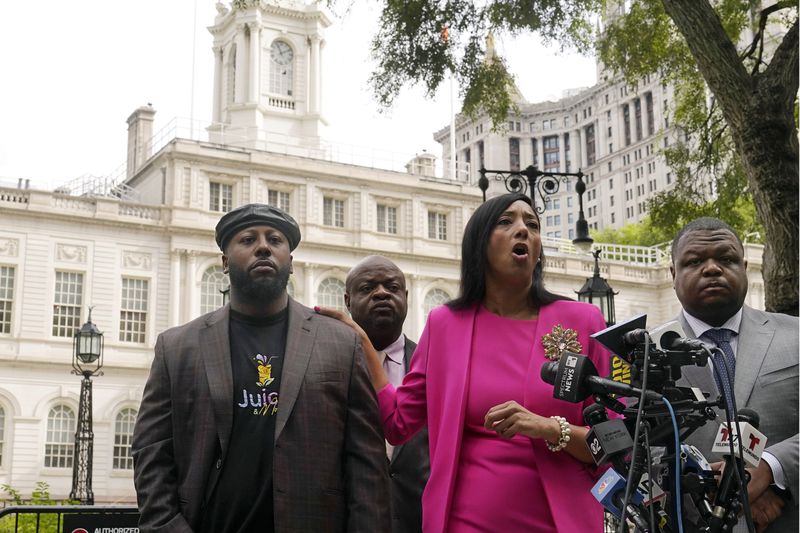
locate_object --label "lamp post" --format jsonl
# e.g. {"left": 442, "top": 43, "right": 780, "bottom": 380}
{"left": 478, "top": 165, "right": 593, "bottom": 251}
{"left": 577, "top": 249, "right": 617, "bottom": 326}
{"left": 70, "top": 307, "right": 104, "bottom": 505}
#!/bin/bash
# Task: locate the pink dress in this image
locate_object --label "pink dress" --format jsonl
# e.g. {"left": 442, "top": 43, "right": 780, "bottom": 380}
{"left": 448, "top": 307, "right": 556, "bottom": 532}
{"left": 378, "top": 300, "right": 611, "bottom": 533}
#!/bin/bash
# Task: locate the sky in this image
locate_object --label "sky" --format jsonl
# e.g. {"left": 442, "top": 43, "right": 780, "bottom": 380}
{"left": 0, "top": 1, "right": 597, "bottom": 190}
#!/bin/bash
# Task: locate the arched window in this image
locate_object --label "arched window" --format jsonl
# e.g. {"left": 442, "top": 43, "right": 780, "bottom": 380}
{"left": 227, "top": 44, "right": 237, "bottom": 104}
{"left": 423, "top": 288, "right": 451, "bottom": 322}
{"left": 316, "top": 278, "right": 346, "bottom": 312}
{"left": 201, "top": 266, "right": 229, "bottom": 314}
{"left": 44, "top": 405, "right": 75, "bottom": 468}
{"left": 0, "top": 405, "right": 5, "bottom": 468}
{"left": 269, "top": 40, "right": 294, "bottom": 97}
{"left": 113, "top": 408, "right": 137, "bottom": 471}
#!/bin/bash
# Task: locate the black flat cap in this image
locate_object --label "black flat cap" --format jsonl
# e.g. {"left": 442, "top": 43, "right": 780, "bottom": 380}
{"left": 215, "top": 203, "right": 301, "bottom": 251}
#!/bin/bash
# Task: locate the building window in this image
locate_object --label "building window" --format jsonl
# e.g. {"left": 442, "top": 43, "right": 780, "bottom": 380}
{"left": 0, "top": 266, "right": 14, "bottom": 334}
{"left": 120, "top": 278, "right": 149, "bottom": 343}
{"left": 376, "top": 204, "right": 398, "bottom": 235}
{"left": 44, "top": 405, "right": 75, "bottom": 468}
{"left": 201, "top": 266, "right": 229, "bottom": 314}
{"left": 267, "top": 190, "right": 290, "bottom": 213}
{"left": 113, "top": 408, "right": 137, "bottom": 471}
{"left": 323, "top": 197, "right": 345, "bottom": 228}
{"left": 427, "top": 211, "right": 448, "bottom": 241}
{"left": 423, "top": 289, "right": 451, "bottom": 321}
{"left": 509, "top": 138, "right": 520, "bottom": 171}
{"left": 53, "top": 271, "right": 83, "bottom": 337}
{"left": 645, "top": 92, "right": 654, "bottom": 136}
{"left": 623, "top": 104, "right": 631, "bottom": 146}
{"left": 316, "top": 278, "right": 346, "bottom": 312}
{"left": 531, "top": 138, "right": 538, "bottom": 166}
{"left": 477, "top": 141, "right": 485, "bottom": 169}
{"left": 269, "top": 40, "right": 294, "bottom": 97}
{"left": 209, "top": 182, "right": 233, "bottom": 213}
{"left": 553, "top": 215, "right": 561, "bottom": 225}
{"left": 585, "top": 125, "right": 596, "bottom": 165}
{"left": 567, "top": 197, "right": 573, "bottom": 208}
{"left": 634, "top": 98, "right": 643, "bottom": 141}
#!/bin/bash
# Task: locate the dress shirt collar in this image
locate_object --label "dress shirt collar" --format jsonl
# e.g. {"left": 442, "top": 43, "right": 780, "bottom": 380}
{"left": 382, "top": 334, "right": 406, "bottom": 366}
{"left": 682, "top": 307, "right": 743, "bottom": 339}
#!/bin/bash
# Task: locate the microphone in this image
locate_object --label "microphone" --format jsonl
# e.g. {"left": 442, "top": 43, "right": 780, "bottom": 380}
{"left": 584, "top": 404, "right": 633, "bottom": 473}
{"left": 709, "top": 409, "right": 767, "bottom": 531}
{"left": 541, "top": 352, "right": 662, "bottom": 403}
{"left": 591, "top": 467, "right": 652, "bottom": 532}
{"left": 650, "top": 320, "right": 714, "bottom": 352}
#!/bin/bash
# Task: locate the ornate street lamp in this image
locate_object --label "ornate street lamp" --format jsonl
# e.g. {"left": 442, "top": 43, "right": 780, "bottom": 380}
{"left": 478, "top": 165, "right": 593, "bottom": 251}
{"left": 70, "top": 307, "right": 104, "bottom": 505}
{"left": 577, "top": 249, "right": 617, "bottom": 326}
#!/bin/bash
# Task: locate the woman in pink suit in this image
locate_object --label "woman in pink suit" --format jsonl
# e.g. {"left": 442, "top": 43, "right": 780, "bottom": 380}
{"left": 320, "top": 193, "right": 613, "bottom": 532}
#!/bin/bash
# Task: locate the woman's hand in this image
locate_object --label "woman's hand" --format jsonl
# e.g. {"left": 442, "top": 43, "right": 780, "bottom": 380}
{"left": 484, "top": 401, "right": 594, "bottom": 463}
{"left": 314, "top": 305, "right": 369, "bottom": 342}
{"left": 314, "top": 305, "right": 388, "bottom": 391}
{"left": 484, "top": 401, "right": 560, "bottom": 441}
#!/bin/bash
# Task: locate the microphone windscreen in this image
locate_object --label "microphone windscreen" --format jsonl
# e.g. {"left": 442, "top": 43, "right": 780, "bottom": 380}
{"left": 737, "top": 408, "right": 760, "bottom": 429}
{"left": 540, "top": 361, "right": 558, "bottom": 384}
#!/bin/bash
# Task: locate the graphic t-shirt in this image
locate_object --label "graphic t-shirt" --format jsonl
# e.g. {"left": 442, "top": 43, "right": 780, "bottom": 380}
{"left": 200, "top": 307, "right": 288, "bottom": 533}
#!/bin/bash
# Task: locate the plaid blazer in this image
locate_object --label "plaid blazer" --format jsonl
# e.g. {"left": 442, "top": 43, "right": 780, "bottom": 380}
{"left": 132, "top": 299, "right": 390, "bottom": 532}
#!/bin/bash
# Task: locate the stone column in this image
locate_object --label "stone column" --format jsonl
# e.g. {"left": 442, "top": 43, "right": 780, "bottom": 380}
{"left": 248, "top": 23, "right": 260, "bottom": 104}
{"left": 309, "top": 34, "right": 321, "bottom": 114}
{"left": 169, "top": 250, "right": 182, "bottom": 327}
{"left": 187, "top": 252, "right": 198, "bottom": 321}
{"left": 304, "top": 263, "right": 317, "bottom": 306}
{"left": 212, "top": 46, "right": 223, "bottom": 122}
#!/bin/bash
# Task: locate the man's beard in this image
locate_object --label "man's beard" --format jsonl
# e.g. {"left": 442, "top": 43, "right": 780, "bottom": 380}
{"left": 228, "top": 261, "right": 291, "bottom": 304}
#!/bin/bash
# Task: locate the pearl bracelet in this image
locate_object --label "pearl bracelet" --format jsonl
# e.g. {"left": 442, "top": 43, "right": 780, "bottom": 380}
{"left": 546, "top": 415, "right": 571, "bottom": 452}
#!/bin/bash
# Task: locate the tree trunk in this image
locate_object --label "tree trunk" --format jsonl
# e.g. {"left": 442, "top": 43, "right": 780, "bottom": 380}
{"left": 661, "top": 0, "right": 799, "bottom": 315}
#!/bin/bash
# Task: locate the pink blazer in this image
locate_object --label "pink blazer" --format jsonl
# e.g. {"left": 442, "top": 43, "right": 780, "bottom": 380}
{"left": 378, "top": 300, "right": 613, "bottom": 532}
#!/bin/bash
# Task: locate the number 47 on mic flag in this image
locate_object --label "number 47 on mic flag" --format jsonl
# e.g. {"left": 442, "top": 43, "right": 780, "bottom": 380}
{"left": 711, "top": 422, "right": 767, "bottom": 468}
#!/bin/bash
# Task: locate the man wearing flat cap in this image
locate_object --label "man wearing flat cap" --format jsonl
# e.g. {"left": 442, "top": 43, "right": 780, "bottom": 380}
{"left": 133, "top": 204, "right": 390, "bottom": 533}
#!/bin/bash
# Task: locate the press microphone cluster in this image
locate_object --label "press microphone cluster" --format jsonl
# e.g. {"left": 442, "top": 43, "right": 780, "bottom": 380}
{"left": 540, "top": 351, "right": 662, "bottom": 403}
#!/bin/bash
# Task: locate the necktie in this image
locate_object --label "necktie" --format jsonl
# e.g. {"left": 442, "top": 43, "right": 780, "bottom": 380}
{"left": 381, "top": 352, "right": 395, "bottom": 459}
{"left": 702, "top": 328, "right": 736, "bottom": 412}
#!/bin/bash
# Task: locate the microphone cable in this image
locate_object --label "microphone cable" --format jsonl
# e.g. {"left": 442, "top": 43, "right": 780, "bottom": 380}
{"left": 662, "top": 395, "right": 684, "bottom": 533}
{"left": 709, "top": 345, "right": 755, "bottom": 533}
{"left": 618, "top": 333, "right": 651, "bottom": 533}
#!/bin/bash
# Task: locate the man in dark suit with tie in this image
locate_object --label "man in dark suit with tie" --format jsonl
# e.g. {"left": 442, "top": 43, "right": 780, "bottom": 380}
{"left": 132, "top": 204, "right": 389, "bottom": 532}
{"left": 345, "top": 256, "right": 430, "bottom": 533}
{"left": 671, "top": 217, "right": 798, "bottom": 532}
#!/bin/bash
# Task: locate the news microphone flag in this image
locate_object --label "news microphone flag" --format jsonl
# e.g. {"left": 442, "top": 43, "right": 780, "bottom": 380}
{"left": 711, "top": 421, "right": 767, "bottom": 468}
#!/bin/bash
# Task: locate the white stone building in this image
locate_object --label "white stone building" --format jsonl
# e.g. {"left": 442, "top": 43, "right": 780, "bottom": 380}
{"left": 0, "top": 0, "right": 766, "bottom": 503}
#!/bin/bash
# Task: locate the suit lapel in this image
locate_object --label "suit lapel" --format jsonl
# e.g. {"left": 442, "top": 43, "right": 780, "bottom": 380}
{"left": 733, "top": 306, "right": 773, "bottom": 407}
{"left": 275, "top": 299, "right": 317, "bottom": 443}
{"left": 200, "top": 305, "right": 234, "bottom": 457}
{"left": 677, "top": 313, "right": 719, "bottom": 398}
{"left": 390, "top": 337, "right": 416, "bottom": 465}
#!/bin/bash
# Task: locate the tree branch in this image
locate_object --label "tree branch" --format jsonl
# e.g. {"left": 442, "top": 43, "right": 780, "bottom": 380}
{"left": 762, "top": 19, "right": 799, "bottom": 111}
{"left": 739, "top": 0, "right": 793, "bottom": 74}
{"left": 660, "top": 0, "right": 751, "bottom": 125}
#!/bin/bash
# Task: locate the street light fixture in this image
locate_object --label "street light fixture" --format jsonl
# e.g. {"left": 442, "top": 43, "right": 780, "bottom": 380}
{"left": 577, "top": 249, "right": 618, "bottom": 326}
{"left": 70, "top": 307, "right": 104, "bottom": 505}
{"left": 478, "top": 165, "right": 593, "bottom": 251}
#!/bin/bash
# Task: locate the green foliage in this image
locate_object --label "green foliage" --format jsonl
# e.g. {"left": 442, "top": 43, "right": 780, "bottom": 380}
{"left": 0, "top": 482, "right": 78, "bottom": 533}
{"left": 591, "top": 216, "right": 672, "bottom": 247}
{"left": 366, "top": 0, "right": 600, "bottom": 123}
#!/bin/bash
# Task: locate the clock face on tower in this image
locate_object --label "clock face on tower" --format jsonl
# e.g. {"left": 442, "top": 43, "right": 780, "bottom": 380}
{"left": 271, "top": 41, "right": 293, "bottom": 66}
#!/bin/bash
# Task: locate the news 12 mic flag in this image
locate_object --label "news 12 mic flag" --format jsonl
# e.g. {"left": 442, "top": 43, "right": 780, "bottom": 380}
{"left": 711, "top": 422, "right": 767, "bottom": 468}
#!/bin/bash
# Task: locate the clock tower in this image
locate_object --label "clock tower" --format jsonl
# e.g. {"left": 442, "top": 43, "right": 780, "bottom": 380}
{"left": 207, "top": 0, "right": 331, "bottom": 149}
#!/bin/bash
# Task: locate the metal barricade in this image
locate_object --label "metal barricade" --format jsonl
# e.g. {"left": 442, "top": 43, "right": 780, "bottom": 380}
{"left": 0, "top": 505, "right": 139, "bottom": 532}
